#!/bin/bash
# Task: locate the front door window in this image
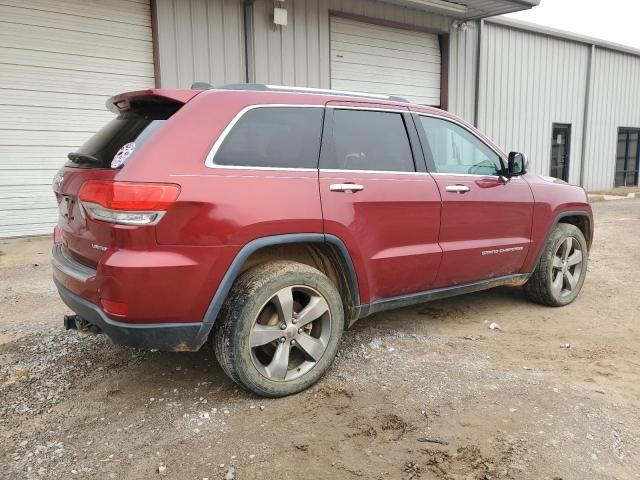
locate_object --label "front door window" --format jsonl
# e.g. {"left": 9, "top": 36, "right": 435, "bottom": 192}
{"left": 419, "top": 116, "right": 503, "bottom": 176}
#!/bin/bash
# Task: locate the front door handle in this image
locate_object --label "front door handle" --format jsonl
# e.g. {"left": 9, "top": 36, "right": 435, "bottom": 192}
{"left": 445, "top": 185, "right": 470, "bottom": 193}
{"left": 329, "top": 183, "right": 364, "bottom": 192}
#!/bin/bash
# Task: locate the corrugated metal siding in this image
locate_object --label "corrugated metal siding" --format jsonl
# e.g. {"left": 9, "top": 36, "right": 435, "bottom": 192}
{"left": 154, "top": 0, "right": 245, "bottom": 87}
{"left": 329, "top": 17, "right": 441, "bottom": 105}
{"left": 583, "top": 48, "right": 640, "bottom": 190}
{"left": 0, "top": 0, "right": 154, "bottom": 238}
{"left": 447, "top": 22, "right": 478, "bottom": 124}
{"left": 476, "top": 23, "right": 590, "bottom": 185}
{"left": 251, "top": 0, "right": 451, "bottom": 88}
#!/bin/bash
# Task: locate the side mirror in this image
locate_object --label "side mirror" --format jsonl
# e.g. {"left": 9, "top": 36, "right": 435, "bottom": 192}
{"left": 507, "top": 152, "right": 528, "bottom": 176}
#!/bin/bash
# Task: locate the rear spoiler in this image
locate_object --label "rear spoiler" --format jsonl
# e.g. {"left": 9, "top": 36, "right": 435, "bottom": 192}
{"left": 106, "top": 89, "right": 202, "bottom": 114}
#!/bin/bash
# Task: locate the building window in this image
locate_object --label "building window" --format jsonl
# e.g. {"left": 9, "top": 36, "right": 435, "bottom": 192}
{"left": 550, "top": 124, "right": 571, "bottom": 182}
{"left": 615, "top": 128, "right": 640, "bottom": 187}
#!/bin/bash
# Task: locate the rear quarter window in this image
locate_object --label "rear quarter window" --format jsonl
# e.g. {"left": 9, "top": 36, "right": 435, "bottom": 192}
{"left": 213, "top": 106, "right": 324, "bottom": 169}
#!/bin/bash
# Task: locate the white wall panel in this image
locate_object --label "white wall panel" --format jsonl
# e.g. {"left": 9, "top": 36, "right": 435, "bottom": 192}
{"left": 0, "top": 1, "right": 154, "bottom": 237}
{"left": 330, "top": 17, "right": 441, "bottom": 105}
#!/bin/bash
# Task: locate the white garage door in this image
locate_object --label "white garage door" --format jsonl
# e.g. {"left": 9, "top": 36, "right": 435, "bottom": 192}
{"left": 0, "top": 0, "right": 155, "bottom": 238}
{"left": 330, "top": 17, "right": 441, "bottom": 106}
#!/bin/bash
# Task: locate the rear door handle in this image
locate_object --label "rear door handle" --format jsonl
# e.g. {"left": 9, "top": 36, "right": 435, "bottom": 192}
{"left": 329, "top": 183, "right": 364, "bottom": 192}
{"left": 445, "top": 185, "right": 470, "bottom": 193}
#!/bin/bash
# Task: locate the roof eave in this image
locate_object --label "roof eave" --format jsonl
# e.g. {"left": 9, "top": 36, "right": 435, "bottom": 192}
{"left": 388, "top": 0, "right": 539, "bottom": 21}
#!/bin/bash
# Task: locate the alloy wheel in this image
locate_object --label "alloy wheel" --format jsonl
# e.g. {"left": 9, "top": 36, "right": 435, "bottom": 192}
{"left": 249, "top": 285, "right": 331, "bottom": 381}
{"left": 551, "top": 237, "right": 583, "bottom": 297}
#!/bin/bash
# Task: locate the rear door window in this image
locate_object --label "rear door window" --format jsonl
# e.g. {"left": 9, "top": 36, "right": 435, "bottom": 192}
{"left": 321, "top": 109, "right": 415, "bottom": 172}
{"left": 213, "top": 106, "right": 324, "bottom": 169}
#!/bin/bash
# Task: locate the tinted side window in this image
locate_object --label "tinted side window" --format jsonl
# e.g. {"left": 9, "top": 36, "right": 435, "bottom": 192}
{"left": 419, "top": 116, "right": 503, "bottom": 175}
{"left": 214, "top": 107, "right": 323, "bottom": 169}
{"left": 323, "top": 109, "right": 415, "bottom": 172}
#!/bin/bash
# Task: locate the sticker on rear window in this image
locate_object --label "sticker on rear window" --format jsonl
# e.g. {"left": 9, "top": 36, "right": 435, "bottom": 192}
{"left": 111, "top": 142, "right": 136, "bottom": 168}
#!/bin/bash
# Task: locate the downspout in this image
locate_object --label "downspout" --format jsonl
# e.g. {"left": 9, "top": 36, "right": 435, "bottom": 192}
{"left": 150, "top": 0, "right": 161, "bottom": 88}
{"left": 243, "top": 0, "right": 255, "bottom": 83}
{"left": 473, "top": 19, "right": 484, "bottom": 128}
{"left": 579, "top": 44, "right": 595, "bottom": 188}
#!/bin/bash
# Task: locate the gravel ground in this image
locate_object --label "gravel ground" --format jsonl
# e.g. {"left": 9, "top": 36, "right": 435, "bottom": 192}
{"left": 1, "top": 200, "right": 639, "bottom": 480}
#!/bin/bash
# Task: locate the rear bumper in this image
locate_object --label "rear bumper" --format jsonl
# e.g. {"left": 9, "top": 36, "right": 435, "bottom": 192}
{"left": 54, "top": 278, "right": 209, "bottom": 351}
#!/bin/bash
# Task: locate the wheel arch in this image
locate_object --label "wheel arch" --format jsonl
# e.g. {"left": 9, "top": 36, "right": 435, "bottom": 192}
{"left": 528, "top": 209, "right": 593, "bottom": 274}
{"left": 557, "top": 213, "right": 593, "bottom": 249}
{"left": 192, "top": 234, "right": 361, "bottom": 349}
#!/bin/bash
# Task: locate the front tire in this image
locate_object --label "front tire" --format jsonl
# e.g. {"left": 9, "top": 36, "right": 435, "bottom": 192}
{"left": 213, "top": 261, "right": 344, "bottom": 397}
{"left": 524, "top": 223, "right": 588, "bottom": 306}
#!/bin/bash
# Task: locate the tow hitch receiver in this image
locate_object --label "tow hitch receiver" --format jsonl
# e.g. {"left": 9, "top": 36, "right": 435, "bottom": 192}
{"left": 63, "top": 314, "right": 102, "bottom": 334}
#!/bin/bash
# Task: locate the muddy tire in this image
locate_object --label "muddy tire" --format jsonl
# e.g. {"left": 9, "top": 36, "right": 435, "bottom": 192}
{"left": 213, "top": 261, "right": 344, "bottom": 397}
{"left": 524, "top": 223, "right": 588, "bottom": 307}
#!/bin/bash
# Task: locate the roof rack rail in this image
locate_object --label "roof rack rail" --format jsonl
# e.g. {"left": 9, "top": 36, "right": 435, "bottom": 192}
{"left": 191, "top": 82, "right": 409, "bottom": 103}
{"left": 191, "top": 82, "right": 215, "bottom": 89}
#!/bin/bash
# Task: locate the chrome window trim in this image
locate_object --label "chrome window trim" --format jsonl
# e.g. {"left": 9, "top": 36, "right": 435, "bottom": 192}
{"left": 415, "top": 112, "right": 507, "bottom": 174}
{"left": 204, "top": 104, "right": 324, "bottom": 170}
{"left": 169, "top": 173, "right": 317, "bottom": 179}
{"left": 205, "top": 104, "right": 506, "bottom": 177}
{"left": 319, "top": 168, "right": 430, "bottom": 176}
{"left": 430, "top": 172, "right": 523, "bottom": 181}
{"left": 430, "top": 172, "right": 500, "bottom": 178}
{"left": 202, "top": 165, "right": 318, "bottom": 172}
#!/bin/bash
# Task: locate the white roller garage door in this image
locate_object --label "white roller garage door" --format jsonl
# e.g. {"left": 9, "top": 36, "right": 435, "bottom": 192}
{"left": 330, "top": 16, "right": 441, "bottom": 106}
{"left": 0, "top": 0, "right": 155, "bottom": 238}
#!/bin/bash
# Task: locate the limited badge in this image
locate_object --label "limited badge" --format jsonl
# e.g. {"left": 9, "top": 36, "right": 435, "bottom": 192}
{"left": 111, "top": 142, "right": 136, "bottom": 168}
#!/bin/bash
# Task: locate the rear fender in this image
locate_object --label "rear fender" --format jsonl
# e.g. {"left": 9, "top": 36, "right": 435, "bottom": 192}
{"left": 191, "top": 233, "right": 361, "bottom": 349}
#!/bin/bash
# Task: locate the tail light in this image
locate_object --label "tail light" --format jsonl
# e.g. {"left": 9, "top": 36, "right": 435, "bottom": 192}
{"left": 79, "top": 181, "right": 180, "bottom": 225}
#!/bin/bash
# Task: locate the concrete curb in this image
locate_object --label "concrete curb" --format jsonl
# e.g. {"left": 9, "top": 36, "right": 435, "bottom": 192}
{"left": 588, "top": 192, "right": 638, "bottom": 202}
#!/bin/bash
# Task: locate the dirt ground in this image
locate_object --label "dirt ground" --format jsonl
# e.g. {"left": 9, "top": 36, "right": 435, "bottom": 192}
{"left": 1, "top": 200, "right": 639, "bottom": 480}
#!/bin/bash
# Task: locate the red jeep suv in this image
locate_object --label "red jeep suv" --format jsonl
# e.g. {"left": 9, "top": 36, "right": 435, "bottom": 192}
{"left": 52, "top": 84, "right": 593, "bottom": 397}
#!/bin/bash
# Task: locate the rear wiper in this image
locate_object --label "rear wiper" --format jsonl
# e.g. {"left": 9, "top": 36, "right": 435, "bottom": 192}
{"left": 67, "top": 152, "right": 100, "bottom": 164}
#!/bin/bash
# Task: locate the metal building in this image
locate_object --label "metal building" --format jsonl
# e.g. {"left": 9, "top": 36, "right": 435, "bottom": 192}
{"left": 1, "top": 0, "right": 639, "bottom": 238}
{"left": 449, "top": 18, "right": 640, "bottom": 190}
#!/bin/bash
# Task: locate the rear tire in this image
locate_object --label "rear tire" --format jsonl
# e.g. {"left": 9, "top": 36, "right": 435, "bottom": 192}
{"left": 213, "top": 261, "right": 344, "bottom": 397}
{"left": 524, "top": 223, "right": 588, "bottom": 306}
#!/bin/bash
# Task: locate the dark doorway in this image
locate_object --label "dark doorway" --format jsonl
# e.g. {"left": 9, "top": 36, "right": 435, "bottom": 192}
{"left": 550, "top": 124, "right": 571, "bottom": 181}
{"left": 615, "top": 128, "right": 640, "bottom": 187}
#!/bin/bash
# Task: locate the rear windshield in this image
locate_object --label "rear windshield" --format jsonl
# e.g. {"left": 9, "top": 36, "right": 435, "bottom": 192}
{"left": 66, "top": 110, "right": 171, "bottom": 169}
